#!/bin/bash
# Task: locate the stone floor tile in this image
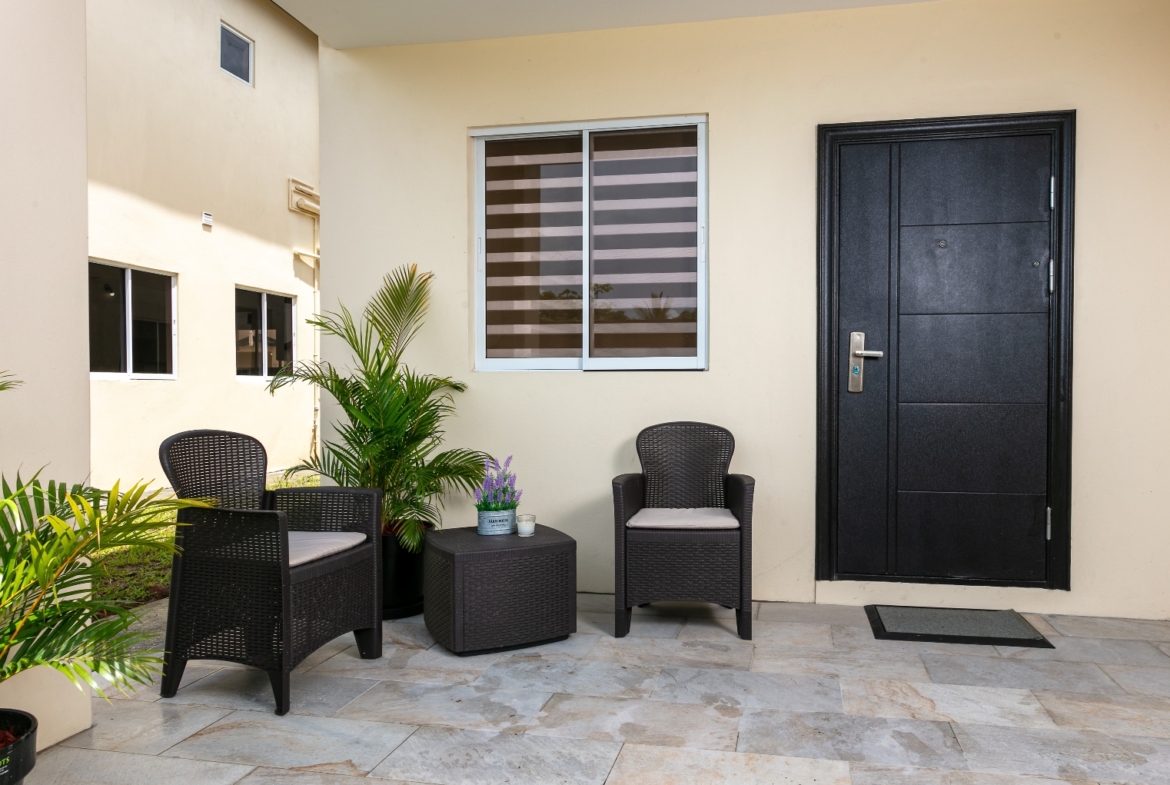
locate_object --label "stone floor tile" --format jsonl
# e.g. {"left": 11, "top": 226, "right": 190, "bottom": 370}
{"left": 1099, "top": 663, "right": 1170, "bottom": 697}
{"left": 831, "top": 624, "right": 1002, "bottom": 656}
{"left": 576, "top": 592, "right": 615, "bottom": 613}
{"left": 650, "top": 666, "right": 841, "bottom": 712}
{"left": 588, "top": 635, "right": 753, "bottom": 670}
{"left": 849, "top": 762, "right": 1096, "bottom": 784}
{"left": 393, "top": 613, "right": 425, "bottom": 624}
{"left": 995, "top": 635, "right": 1170, "bottom": 666}
{"left": 840, "top": 678, "right": 1055, "bottom": 728}
{"left": 757, "top": 602, "right": 871, "bottom": 627}
{"left": 681, "top": 618, "right": 831, "bottom": 647}
{"left": 293, "top": 640, "right": 355, "bottom": 673}
{"left": 631, "top": 600, "right": 739, "bottom": 618}
{"left": 526, "top": 693, "right": 740, "bottom": 750}
{"left": 104, "top": 664, "right": 222, "bottom": 703}
{"left": 473, "top": 657, "right": 661, "bottom": 699}
{"left": 751, "top": 647, "right": 931, "bottom": 681}
{"left": 1036, "top": 690, "right": 1170, "bottom": 738}
{"left": 336, "top": 679, "right": 550, "bottom": 732}
{"left": 578, "top": 612, "right": 682, "bottom": 638}
{"left": 381, "top": 620, "right": 436, "bottom": 650}
{"left": 162, "top": 710, "right": 416, "bottom": 774}
{"left": 506, "top": 633, "right": 600, "bottom": 658}
{"left": 27, "top": 747, "right": 254, "bottom": 785}
{"left": 1022, "top": 614, "right": 1062, "bottom": 638}
{"left": 310, "top": 643, "right": 501, "bottom": 685}
{"left": 1046, "top": 614, "right": 1170, "bottom": 642}
{"left": 954, "top": 722, "right": 1170, "bottom": 782}
{"left": 368, "top": 725, "right": 620, "bottom": 785}
{"left": 238, "top": 768, "right": 424, "bottom": 785}
{"left": 921, "top": 653, "right": 1123, "bottom": 694}
{"left": 59, "top": 699, "right": 231, "bottom": 754}
{"left": 165, "top": 667, "right": 378, "bottom": 716}
{"left": 605, "top": 743, "right": 851, "bottom": 785}
{"left": 737, "top": 709, "right": 967, "bottom": 769}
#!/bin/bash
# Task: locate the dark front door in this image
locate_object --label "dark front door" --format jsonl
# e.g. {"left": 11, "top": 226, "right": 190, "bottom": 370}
{"left": 817, "top": 113, "right": 1075, "bottom": 589}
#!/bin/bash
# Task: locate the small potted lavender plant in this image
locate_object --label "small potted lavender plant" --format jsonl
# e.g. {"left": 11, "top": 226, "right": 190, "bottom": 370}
{"left": 475, "top": 456, "right": 522, "bottom": 535}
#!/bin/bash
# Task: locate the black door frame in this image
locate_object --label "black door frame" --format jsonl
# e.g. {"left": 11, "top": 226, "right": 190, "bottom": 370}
{"left": 816, "top": 111, "right": 1075, "bottom": 590}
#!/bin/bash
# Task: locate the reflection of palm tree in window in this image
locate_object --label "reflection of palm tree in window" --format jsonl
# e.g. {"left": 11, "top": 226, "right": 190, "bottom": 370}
{"left": 634, "top": 293, "right": 673, "bottom": 323}
{"left": 538, "top": 288, "right": 583, "bottom": 324}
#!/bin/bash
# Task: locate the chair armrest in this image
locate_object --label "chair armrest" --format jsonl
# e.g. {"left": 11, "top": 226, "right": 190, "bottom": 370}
{"left": 175, "top": 507, "right": 288, "bottom": 567}
{"left": 612, "top": 474, "right": 644, "bottom": 529}
{"left": 271, "top": 487, "right": 383, "bottom": 542}
{"left": 725, "top": 474, "right": 755, "bottom": 531}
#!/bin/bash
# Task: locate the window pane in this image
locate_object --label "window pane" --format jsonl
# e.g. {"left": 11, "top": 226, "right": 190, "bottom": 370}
{"left": 236, "top": 289, "right": 262, "bottom": 375}
{"left": 589, "top": 127, "right": 699, "bottom": 358}
{"left": 89, "top": 263, "right": 126, "bottom": 373}
{"left": 131, "top": 270, "right": 173, "bottom": 374}
{"left": 220, "top": 25, "right": 251, "bottom": 83}
{"left": 485, "top": 135, "right": 583, "bottom": 358}
{"left": 267, "top": 295, "right": 293, "bottom": 374}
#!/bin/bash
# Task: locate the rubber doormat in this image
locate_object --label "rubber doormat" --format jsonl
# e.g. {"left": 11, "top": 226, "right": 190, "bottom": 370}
{"left": 865, "top": 604, "right": 1054, "bottom": 648}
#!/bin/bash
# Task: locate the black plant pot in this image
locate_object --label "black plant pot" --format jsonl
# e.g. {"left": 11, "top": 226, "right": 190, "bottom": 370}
{"left": 382, "top": 531, "right": 425, "bottom": 619}
{"left": 0, "top": 710, "right": 36, "bottom": 785}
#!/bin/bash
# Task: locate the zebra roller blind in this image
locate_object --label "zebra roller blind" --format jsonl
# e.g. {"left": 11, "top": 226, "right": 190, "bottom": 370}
{"left": 477, "top": 118, "right": 706, "bottom": 370}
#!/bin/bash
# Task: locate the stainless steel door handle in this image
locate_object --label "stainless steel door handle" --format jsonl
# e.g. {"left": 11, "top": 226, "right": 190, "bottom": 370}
{"left": 848, "top": 331, "right": 883, "bottom": 392}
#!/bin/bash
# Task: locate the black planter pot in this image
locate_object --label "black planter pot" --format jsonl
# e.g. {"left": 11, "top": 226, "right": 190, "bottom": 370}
{"left": 0, "top": 710, "right": 36, "bottom": 785}
{"left": 382, "top": 531, "right": 425, "bottom": 619}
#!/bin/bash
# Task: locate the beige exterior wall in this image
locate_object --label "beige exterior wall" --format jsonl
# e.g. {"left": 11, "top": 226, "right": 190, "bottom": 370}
{"left": 318, "top": 0, "right": 1170, "bottom": 618}
{"left": 87, "top": 0, "right": 320, "bottom": 487}
{"left": 0, "top": 0, "right": 94, "bottom": 743}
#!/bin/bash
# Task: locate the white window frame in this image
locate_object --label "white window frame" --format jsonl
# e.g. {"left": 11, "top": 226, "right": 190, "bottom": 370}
{"left": 235, "top": 287, "right": 296, "bottom": 381}
{"left": 219, "top": 22, "right": 254, "bottom": 86}
{"left": 472, "top": 115, "right": 709, "bottom": 372}
{"left": 88, "top": 260, "right": 179, "bottom": 381}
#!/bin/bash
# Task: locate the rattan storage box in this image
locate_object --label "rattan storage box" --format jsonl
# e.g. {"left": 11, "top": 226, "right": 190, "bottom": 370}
{"left": 423, "top": 525, "right": 576, "bottom": 655}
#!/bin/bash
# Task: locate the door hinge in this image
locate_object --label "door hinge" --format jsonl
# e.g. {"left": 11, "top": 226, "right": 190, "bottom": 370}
{"left": 1049, "top": 260, "right": 1054, "bottom": 293}
{"left": 1050, "top": 176, "right": 1055, "bottom": 210}
{"left": 1046, "top": 507, "right": 1052, "bottom": 540}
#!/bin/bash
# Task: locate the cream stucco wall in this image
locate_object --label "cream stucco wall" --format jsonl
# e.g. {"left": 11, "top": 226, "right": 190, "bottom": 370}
{"left": 0, "top": 0, "right": 94, "bottom": 744}
{"left": 87, "top": 0, "right": 320, "bottom": 487}
{"left": 319, "top": 0, "right": 1170, "bottom": 618}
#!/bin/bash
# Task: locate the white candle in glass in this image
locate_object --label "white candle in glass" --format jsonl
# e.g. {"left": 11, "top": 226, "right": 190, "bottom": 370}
{"left": 516, "top": 514, "right": 536, "bottom": 537}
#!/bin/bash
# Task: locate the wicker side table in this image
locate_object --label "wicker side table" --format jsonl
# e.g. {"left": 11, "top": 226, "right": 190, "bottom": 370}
{"left": 424, "top": 525, "right": 576, "bottom": 655}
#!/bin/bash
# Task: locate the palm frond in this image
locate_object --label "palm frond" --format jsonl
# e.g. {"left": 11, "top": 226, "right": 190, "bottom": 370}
{"left": 366, "top": 265, "right": 433, "bottom": 362}
{"left": 0, "top": 371, "right": 21, "bottom": 393}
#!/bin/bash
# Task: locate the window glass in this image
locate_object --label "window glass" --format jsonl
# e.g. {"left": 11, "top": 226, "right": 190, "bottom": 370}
{"left": 267, "top": 295, "right": 293, "bottom": 375}
{"left": 89, "top": 263, "right": 126, "bottom": 373}
{"left": 484, "top": 135, "right": 583, "bottom": 359}
{"left": 131, "top": 270, "right": 173, "bottom": 374}
{"left": 220, "top": 24, "right": 251, "bottom": 83}
{"left": 590, "top": 128, "right": 699, "bottom": 358}
{"left": 235, "top": 289, "right": 263, "bottom": 375}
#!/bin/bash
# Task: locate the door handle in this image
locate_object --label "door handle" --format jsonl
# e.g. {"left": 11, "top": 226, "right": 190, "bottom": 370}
{"left": 848, "top": 331, "right": 883, "bottom": 393}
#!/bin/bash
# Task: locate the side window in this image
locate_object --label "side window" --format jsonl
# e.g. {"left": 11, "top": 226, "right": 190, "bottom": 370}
{"left": 88, "top": 262, "right": 175, "bottom": 376}
{"left": 236, "top": 288, "right": 293, "bottom": 377}
{"left": 220, "top": 23, "right": 253, "bottom": 85}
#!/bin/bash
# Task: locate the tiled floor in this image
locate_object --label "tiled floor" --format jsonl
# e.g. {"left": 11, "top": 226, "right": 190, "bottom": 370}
{"left": 30, "top": 596, "right": 1170, "bottom": 785}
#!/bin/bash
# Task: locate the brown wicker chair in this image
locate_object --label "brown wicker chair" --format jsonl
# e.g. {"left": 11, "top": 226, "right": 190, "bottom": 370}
{"left": 613, "top": 422, "right": 754, "bottom": 640}
{"left": 158, "top": 430, "right": 382, "bottom": 714}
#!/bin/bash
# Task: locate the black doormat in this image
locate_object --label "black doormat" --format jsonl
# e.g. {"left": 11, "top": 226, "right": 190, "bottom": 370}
{"left": 865, "top": 604, "right": 1054, "bottom": 648}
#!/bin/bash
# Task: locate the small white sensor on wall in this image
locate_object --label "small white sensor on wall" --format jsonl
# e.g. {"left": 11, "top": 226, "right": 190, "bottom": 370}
{"left": 202, "top": 212, "right": 214, "bottom": 227}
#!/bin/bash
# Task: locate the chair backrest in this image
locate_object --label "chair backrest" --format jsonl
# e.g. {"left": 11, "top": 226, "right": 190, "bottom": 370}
{"left": 159, "top": 429, "right": 268, "bottom": 509}
{"left": 636, "top": 421, "right": 734, "bottom": 509}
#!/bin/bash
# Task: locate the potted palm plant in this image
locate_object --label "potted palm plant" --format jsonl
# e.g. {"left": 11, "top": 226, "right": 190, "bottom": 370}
{"left": 0, "top": 473, "right": 203, "bottom": 785}
{"left": 270, "top": 265, "right": 488, "bottom": 618}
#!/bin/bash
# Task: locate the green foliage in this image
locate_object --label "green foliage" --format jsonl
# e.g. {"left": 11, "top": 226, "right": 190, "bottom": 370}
{"left": 92, "top": 529, "right": 175, "bottom": 610}
{"left": 270, "top": 265, "right": 488, "bottom": 553}
{"left": 0, "top": 371, "right": 20, "bottom": 393}
{"left": 0, "top": 476, "right": 205, "bottom": 695}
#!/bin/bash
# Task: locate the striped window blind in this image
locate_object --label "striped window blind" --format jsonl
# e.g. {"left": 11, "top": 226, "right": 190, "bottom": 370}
{"left": 484, "top": 135, "right": 583, "bottom": 358}
{"left": 590, "top": 128, "right": 698, "bottom": 358}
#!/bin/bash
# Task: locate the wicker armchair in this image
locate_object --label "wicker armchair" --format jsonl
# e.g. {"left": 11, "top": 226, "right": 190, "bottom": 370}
{"left": 158, "top": 430, "right": 382, "bottom": 715}
{"left": 613, "top": 422, "right": 754, "bottom": 640}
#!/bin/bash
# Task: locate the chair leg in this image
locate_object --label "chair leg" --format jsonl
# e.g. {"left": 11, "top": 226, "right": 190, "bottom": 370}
{"left": 268, "top": 670, "right": 290, "bottom": 716}
{"left": 159, "top": 654, "right": 186, "bottom": 698}
{"left": 615, "top": 607, "right": 632, "bottom": 638}
{"left": 354, "top": 626, "right": 382, "bottom": 659}
{"left": 736, "top": 607, "right": 752, "bottom": 641}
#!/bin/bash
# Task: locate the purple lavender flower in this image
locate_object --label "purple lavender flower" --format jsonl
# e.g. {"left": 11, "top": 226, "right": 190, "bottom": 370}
{"left": 474, "top": 455, "right": 524, "bottom": 512}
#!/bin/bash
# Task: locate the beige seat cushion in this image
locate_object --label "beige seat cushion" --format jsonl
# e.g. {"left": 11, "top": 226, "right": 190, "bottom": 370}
{"left": 626, "top": 507, "right": 739, "bottom": 530}
{"left": 287, "top": 531, "right": 367, "bottom": 567}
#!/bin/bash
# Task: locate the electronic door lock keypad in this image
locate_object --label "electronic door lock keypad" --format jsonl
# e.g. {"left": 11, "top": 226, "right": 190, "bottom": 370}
{"left": 848, "top": 331, "right": 883, "bottom": 393}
